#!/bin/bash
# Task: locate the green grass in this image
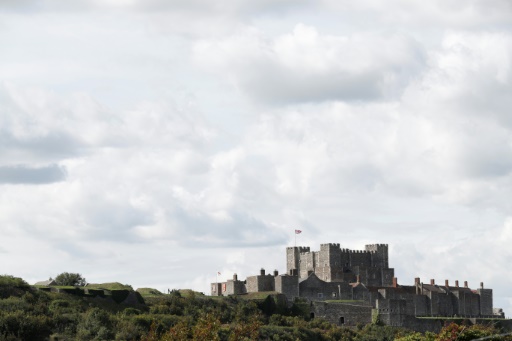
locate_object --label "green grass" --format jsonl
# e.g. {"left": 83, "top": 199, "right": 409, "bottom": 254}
{"left": 178, "top": 289, "right": 205, "bottom": 297}
{"left": 86, "top": 282, "right": 133, "bottom": 291}
{"left": 136, "top": 288, "right": 163, "bottom": 297}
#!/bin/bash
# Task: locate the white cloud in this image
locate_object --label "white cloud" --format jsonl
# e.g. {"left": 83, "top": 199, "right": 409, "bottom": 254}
{"left": 194, "top": 24, "right": 425, "bottom": 104}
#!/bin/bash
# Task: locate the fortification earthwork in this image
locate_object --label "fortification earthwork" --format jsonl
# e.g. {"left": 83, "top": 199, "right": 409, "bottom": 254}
{"left": 211, "top": 243, "right": 507, "bottom": 332}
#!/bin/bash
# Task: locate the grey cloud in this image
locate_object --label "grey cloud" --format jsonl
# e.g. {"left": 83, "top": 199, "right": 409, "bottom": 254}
{"left": 53, "top": 242, "right": 92, "bottom": 259}
{"left": 172, "top": 209, "right": 288, "bottom": 248}
{"left": 0, "top": 164, "right": 66, "bottom": 184}
{"left": 82, "top": 200, "right": 154, "bottom": 242}
{"left": 1, "top": 0, "right": 311, "bottom": 15}
{"left": 0, "top": 131, "right": 84, "bottom": 162}
{"left": 247, "top": 68, "right": 384, "bottom": 104}
{"left": 195, "top": 30, "right": 426, "bottom": 105}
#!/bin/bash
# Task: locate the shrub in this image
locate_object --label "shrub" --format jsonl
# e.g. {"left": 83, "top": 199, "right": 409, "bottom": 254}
{"left": 54, "top": 272, "right": 87, "bottom": 287}
{"left": 0, "top": 275, "right": 30, "bottom": 298}
{"left": 123, "top": 307, "right": 141, "bottom": 316}
{"left": 76, "top": 307, "right": 114, "bottom": 341}
{"left": 0, "top": 311, "right": 52, "bottom": 341}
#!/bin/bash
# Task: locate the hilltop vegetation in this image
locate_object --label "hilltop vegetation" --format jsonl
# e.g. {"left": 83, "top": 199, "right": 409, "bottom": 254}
{"left": 0, "top": 274, "right": 510, "bottom": 340}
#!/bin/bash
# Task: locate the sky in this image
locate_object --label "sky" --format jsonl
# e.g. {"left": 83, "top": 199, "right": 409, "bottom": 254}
{"left": 1, "top": 0, "right": 512, "bottom": 316}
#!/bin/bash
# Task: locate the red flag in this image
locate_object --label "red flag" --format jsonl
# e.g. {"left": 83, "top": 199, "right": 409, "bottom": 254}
{"left": 295, "top": 229, "right": 302, "bottom": 234}
{"left": 218, "top": 272, "right": 221, "bottom": 275}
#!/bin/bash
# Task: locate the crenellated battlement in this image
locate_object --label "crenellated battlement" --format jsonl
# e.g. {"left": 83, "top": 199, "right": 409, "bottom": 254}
{"left": 287, "top": 242, "right": 391, "bottom": 283}
{"left": 365, "top": 244, "right": 388, "bottom": 249}
{"left": 320, "top": 243, "right": 340, "bottom": 248}
{"left": 347, "top": 249, "right": 371, "bottom": 254}
{"left": 287, "top": 246, "right": 311, "bottom": 253}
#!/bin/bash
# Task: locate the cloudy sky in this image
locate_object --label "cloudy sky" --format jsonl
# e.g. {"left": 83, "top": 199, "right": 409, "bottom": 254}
{"left": 1, "top": 0, "right": 512, "bottom": 314}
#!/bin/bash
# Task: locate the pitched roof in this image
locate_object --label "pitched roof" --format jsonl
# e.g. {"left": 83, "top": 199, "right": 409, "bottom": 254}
{"left": 34, "top": 279, "right": 56, "bottom": 286}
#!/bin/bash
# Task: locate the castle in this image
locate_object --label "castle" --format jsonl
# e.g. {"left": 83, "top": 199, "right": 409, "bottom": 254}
{"left": 211, "top": 243, "right": 506, "bottom": 331}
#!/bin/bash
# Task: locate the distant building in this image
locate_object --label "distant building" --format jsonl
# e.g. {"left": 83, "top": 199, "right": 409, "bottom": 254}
{"left": 211, "top": 243, "right": 505, "bottom": 331}
{"left": 34, "top": 279, "right": 57, "bottom": 286}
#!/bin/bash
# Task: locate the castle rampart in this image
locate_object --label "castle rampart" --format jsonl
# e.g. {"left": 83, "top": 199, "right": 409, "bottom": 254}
{"left": 211, "top": 242, "right": 504, "bottom": 332}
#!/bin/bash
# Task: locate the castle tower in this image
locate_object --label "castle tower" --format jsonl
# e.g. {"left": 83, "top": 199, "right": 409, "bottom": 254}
{"left": 365, "top": 244, "right": 389, "bottom": 268}
{"left": 317, "top": 243, "right": 342, "bottom": 281}
{"left": 286, "top": 246, "right": 310, "bottom": 276}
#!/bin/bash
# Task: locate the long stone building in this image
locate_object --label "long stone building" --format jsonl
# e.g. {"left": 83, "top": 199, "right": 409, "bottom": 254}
{"left": 211, "top": 243, "right": 506, "bottom": 331}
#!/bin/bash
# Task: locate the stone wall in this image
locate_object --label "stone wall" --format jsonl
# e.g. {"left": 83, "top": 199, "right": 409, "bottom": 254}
{"left": 299, "top": 274, "right": 354, "bottom": 301}
{"left": 210, "top": 283, "right": 222, "bottom": 296}
{"left": 299, "top": 252, "right": 316, "bottom": 278}
{"left": 275, "top": 275, "right": 298, "bottom": 301}
{"left": 366, "top": 244, "right": 389, "bottom": 268}
{"left": 478, "top": 288, "right": 493, "bottom": 316}
{"left": 350, "top": 250, "right": 372, "bottom": 268}
{"left": 286, "top": 246, "right": 310, "bottom": 275}
{"left": 225, "top": 279, "right": 246, "bottom": 295}
{"left": 377, "top": 299, "right": 407, "bottom": 327}
{"left": 381, "top": 268, "right": 394, "bottom": 286}
{"left": 246, "top": 274, "right": 275, "bottom": 292}
{"left": 414, "top": 294, "right": 430, "bottom": 316}
{"left": 313, "top": 301, "right": 372, "bottom": 326}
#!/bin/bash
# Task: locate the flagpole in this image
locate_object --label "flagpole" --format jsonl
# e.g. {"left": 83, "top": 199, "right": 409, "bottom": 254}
{"left": 294, "top": 229, "right": 302, "bottom": 247}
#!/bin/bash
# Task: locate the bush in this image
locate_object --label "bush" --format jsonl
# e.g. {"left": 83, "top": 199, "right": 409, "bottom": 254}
{"left": 0, "top": 311, "right": 52, "bottom": 341}
{"left": 54, "top": 273, "right": 86, "bottom": 287}
{"left": 123, "top": 307, "right": 142, "bottom": 316}
{"left": 0, "top": 275, "right": 30, "bottom": 298}
{"left": 49, "top": 299, "right": 70, "bottom": 312}
{"left": 76, "top": 307, "right": 114, "bottom": 341}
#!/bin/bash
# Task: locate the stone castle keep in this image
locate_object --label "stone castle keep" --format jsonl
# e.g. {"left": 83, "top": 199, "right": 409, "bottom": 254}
{"left": 211, "top": 243, "right": 505, "bottom": 331}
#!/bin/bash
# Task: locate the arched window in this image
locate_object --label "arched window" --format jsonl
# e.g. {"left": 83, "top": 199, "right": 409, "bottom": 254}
{"left": 339, "top": 316, "right": 345, "bottom": 325}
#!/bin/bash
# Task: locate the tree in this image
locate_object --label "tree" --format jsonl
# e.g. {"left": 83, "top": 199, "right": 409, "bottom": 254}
{"left": 54, "top": 272, "right": 86, "bottom": 286}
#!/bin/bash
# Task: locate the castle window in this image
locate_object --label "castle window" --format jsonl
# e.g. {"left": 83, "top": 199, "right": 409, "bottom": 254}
{"left": 332, "top": 292, "right": 337, "bottom": 298}
{"left": 317, "top": 293, "right": 324, "bottom": 298}
{"left": 339, "top": 317, "right": 345, "bottom": 325}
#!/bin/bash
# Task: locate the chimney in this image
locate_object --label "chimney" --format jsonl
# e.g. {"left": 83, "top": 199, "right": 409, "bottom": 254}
{"left": 480, "top": 282, "right": 484, "bottom": 289}
{"left": 415, "top": 278, "right": 420, "bottom": 294}
{"left": 445, "top": 279, "right": 449, "bottom": 287}
{"left": 392, "top": 277, "right": 398, "bottom": 288}
{"left": 430, "top": 279, "right": 435, "bottom": 285}
{"left": 415, "top": 277, "right": 420, "bottom": 285}
{"left": 233, "top": 273, "right": 238, "bottom": 281}
{"left": 260, "top": 268, "right": 265, "bottom": 276}
{"left": 273, "top": 270, "right": 278, "bottom": 277}
{"left": 464, "top": 281, "right": 468, "bottom": 288}
{"left": 455, "top": 280, "right": 459, "bottom": 287}
{"left": 356, "top": 275, "right": 360, "bottom": 283}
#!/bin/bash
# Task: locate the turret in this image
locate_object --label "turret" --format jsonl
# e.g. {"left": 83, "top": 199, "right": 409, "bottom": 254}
{"left": 286, "top": 246, "right": 310, "bottom": 275}
{"left": 365, "top": 244, "right": 389, "bottom": 268}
